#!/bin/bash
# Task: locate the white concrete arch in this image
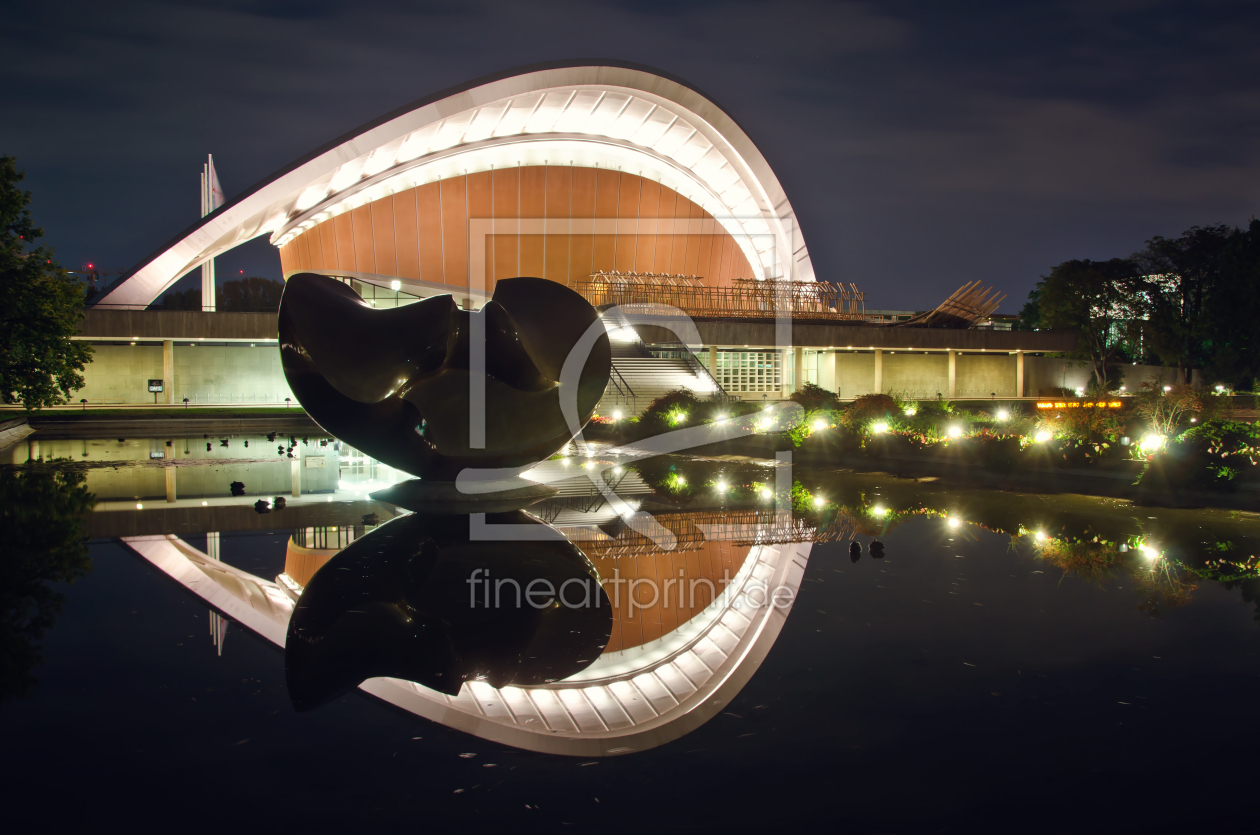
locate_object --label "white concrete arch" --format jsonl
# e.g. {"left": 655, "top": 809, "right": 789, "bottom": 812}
{"left": 98, "top": 63, "right": 815, "bottom": 309}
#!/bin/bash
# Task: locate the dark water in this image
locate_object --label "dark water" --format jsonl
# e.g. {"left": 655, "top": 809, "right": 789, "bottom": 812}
{"left": 4, "top": 491, "right": 1259, "bottom": 832}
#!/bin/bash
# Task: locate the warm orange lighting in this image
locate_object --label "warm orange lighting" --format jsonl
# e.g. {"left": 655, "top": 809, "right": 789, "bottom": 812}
{"left": 1036, "top": 400, "right": 1122, "bottom": 410}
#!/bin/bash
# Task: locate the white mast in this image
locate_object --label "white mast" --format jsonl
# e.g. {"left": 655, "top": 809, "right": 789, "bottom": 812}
{"left": 200, "top": 154, "right": 220, "bottom": 312}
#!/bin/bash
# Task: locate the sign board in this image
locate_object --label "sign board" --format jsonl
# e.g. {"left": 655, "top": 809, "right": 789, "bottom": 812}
{"left": 147, "top": 379, "right": 164, "bottom": 393}
{"left": 1035, "top": 400, "right": 1122, "bottom": 410}
{"left": 304, "top": 457, "right": 325, "bottom": 469}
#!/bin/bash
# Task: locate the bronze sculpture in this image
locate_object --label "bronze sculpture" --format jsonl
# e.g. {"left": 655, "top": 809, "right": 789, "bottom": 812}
{"left": 278, "top": 273, "right": 611, "bottom": 483}
{"left": 284, "top": 511, "right": 612, "bottom": 709}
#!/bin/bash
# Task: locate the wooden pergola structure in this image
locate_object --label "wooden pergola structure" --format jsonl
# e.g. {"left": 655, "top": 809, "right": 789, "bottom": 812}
{"left": 573, "top": 271, "right": 866, "bottom": 321}
{"left": 889, "top": 280, "right": 1006, "bottom": 328}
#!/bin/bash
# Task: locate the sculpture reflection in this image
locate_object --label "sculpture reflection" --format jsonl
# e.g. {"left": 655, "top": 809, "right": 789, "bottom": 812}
{"left": 284, "top": 511, "right": 611, "bottom": 711}
{"left": 278, "top": 274, "right": 611, "bottom": 481}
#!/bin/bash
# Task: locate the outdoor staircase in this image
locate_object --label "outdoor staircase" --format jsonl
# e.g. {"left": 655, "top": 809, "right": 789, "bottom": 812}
{"left": 597, "top": 331, "right": 725, "bottom": 416}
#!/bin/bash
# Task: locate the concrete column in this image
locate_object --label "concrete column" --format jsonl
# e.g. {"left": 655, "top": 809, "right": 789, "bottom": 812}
{"left": 206, "top": 532, "right": 220, "bottom": 561}
{"left": 291, "top": 458, "right": 301, "bottom": 497}
{"left": 27, "top": 438, "right": 39, "bottom": 462}
{"left": 165, "top": 467, "right": 177, "bottom": 503}
{"left": 793, "top": 346, "right": 804, "bottom": 393}
{"left": 162, "top": 340, "right": 174, "bottom": 404}
{"left": 873, "top": 349, "right": 883, "bottom": 394}
{"left": 708, "top": 346, "right": 717, "bottom": 378}
{"left": 947, "top": 350, "right": 957, "bottom": 399}
{"left": 1016, "top": 351, "right": 1025, "bottom": 398}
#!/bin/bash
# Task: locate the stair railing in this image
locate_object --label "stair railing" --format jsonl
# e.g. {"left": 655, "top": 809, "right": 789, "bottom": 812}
{"left": 647, "top": 341, "right": 735, "bottom": 402}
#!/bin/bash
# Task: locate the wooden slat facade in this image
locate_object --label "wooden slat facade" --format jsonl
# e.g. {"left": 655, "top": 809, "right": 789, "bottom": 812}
{"left": 278, "top": 166, "right": 757, "bottom": 292}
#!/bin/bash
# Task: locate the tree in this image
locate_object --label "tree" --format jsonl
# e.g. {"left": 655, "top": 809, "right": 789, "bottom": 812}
{"left": 1133, "top": 224, "right": 1235, "bottom": 382}
{"left": 0, "top": 467, "right": 95, "bottom": 703}
{"left": 158, "top": 287, "right": 201, "bottom": 310}
{"left": 1034, "top": 258, "right": 1145, "bottom": 392}
{"left": 0, "top": 156, "right": 93, "bottom": 409}
{"left": 219, "top": 276, "right": 284, "bottom": 311}
{"left": 1199, "top": 220, "right": 1260, "bottom": 390}
{"left": 1015, "top": 285, "right": 1041, "bottom": 331}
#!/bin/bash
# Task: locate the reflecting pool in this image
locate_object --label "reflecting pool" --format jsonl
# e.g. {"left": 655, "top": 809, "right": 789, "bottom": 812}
{"left": 2, "top": 436, "right": 1259, "bottom": 831}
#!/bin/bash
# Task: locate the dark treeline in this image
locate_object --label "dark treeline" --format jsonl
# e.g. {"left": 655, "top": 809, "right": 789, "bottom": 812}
{"left": 1019, "top": 220, "right": 1260, "bottom": 392}
{"left": 158, "top": 276, "right": 285, "bottom": 312}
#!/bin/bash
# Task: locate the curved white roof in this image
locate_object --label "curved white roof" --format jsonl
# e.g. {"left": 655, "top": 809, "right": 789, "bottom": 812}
{"left": 98, "top": 63, "right": 815, "bottom": 308}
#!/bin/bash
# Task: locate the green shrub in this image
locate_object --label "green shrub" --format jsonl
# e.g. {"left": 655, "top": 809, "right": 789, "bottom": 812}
{"left": 789, "top": 382, "right": 839, "bottom": 412}
{"left": 636, "top": 388, "right": 705, "bottom": 435}
{"left": 840, "top": 393, "right": 902, "bottom": 433}
{"left": 1137, "top": 419, "right": 1260, "bottom": 492}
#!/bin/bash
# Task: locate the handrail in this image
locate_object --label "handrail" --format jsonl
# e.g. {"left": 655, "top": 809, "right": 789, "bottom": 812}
{"left": 649, "top": 340, "right": 735, "bottom": 401}
{"left": 606, "top": 363, "right": 635, "bottom": 398}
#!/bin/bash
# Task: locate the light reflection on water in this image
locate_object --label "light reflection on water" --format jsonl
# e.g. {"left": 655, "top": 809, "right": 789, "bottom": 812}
{"left": 3, "top": 432, "right": 413, "bottom": 508}
{"left": 3, "top": 436, "right": 1260, "bottom": 828}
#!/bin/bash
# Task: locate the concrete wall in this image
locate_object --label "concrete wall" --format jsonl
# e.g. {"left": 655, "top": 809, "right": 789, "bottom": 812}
{"left": 80, "top": 309, "right": 277, "bottom": 340}
{"left": 1025, "top": 357, "right": 1188, "bottom": 395}
{"left": 74, "top": 344, "right": 294, "bottom": 405}
{"left": 754, "top": 350, "right": 1194, "bottom": 401}
{"left": 882, "top": 353, "right": 952, "bottom": 398}
{"left": 817, "top": 352, "right": 1016, "bottom": 398}
{"left": 952, "top": 354, "right": 1018, "bottom": 398}
{"left": 637, "top": 320, "right": 1081, "bottom": 352}
{"left": 833, "top": 352, "right": 876, "bottom": 398}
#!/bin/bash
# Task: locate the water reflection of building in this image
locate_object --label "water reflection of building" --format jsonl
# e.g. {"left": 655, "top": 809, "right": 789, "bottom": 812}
{"left": 5, "top": 435, "right": 421, "bottom": 525}
{"left": 121, "top": 496, "right": 833, "bottom": 756}
{"left": 279, "top": 525, "right": 375, "bottom": 592}
{"left": 548, "top": 505, "right": 851, "bottom": 654}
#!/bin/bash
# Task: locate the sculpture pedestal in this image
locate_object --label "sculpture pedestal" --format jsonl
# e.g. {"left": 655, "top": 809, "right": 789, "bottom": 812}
{"left": 370, "top": 478, "right": 557, "bottom": 514}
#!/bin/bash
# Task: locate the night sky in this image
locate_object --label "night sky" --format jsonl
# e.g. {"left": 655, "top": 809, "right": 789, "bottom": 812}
{"left": 3, "top": 0, "right": 1258, "bottom": 310}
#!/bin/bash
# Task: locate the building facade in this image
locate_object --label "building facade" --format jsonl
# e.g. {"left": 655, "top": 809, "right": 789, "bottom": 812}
{"left": 83, "top": 63, "right": 1184, "bottom": 410}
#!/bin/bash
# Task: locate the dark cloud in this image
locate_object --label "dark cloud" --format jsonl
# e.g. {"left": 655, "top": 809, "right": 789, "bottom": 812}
{"left": 2, "top": 0, "right": 1258, "bottom": 308}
